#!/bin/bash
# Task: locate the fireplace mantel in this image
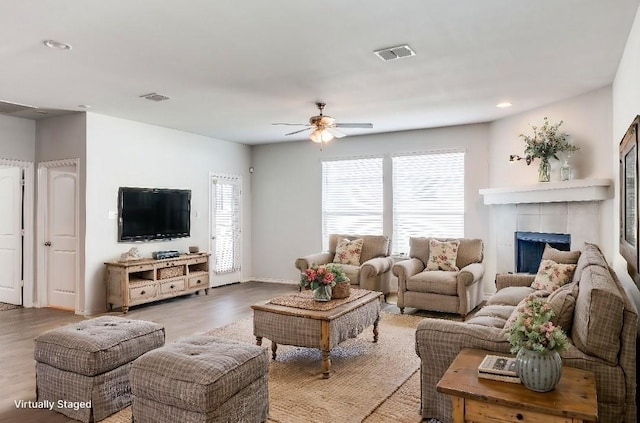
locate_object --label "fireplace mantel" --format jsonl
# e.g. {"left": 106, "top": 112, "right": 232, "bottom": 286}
{"left": 479, "top": 178, "right": 612, "bottom": 205}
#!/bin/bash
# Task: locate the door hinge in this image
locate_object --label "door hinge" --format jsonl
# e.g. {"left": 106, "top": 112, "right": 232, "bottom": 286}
{"left": 20, "top": 229, "right": 25, "bottom": 236}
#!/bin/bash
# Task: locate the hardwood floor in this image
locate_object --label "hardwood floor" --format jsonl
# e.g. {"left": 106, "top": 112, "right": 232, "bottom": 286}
{"left": 0, "top": 282, "right": 304, "bottom": 423}
{"left": 0, "top": 281, "right": 403, "bottom": 423}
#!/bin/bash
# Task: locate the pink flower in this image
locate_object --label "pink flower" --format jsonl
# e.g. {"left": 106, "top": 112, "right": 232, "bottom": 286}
{"left": 305, "top": 269, "right": 317, "bottom": 281}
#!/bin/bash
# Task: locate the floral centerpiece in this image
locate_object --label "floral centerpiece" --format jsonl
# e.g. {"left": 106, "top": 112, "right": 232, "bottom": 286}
{"left": 507, "top": 297, "right": 568, "bottom": 392}
{"left": 300, "top": 264, "right": 347, "bottom": 301}
{"left": 508, "top": 297, "right": 568, "bottom": 354}
{"left": 519, "top": 117, "right": 579, "bottom": 182}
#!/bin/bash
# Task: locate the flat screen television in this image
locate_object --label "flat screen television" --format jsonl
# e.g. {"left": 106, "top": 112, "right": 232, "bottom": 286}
{"left": 118, "top": 187, "right": 191, "bottom": 242}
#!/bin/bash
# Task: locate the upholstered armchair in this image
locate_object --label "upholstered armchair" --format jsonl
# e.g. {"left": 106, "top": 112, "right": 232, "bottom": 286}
{"left": 295, "top": 234, "right": 394, "bottom": 299}
{"left": 392, "top": 237, "right": 484, "bottom": 317}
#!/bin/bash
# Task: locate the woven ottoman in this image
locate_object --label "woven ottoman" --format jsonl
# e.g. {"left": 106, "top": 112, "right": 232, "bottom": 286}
{"left": 130, "top": 335, "right": 269, "bottom": 423}
{"left": 34, "top": 316, "right": 165, "bottom": 422}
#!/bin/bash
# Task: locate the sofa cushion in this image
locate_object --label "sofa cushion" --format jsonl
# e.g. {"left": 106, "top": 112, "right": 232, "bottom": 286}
{"left": 329, "top": 234, "right": 390, "bottom": 263}
{"left": 465, "top": 315, "right": 506, "bottom": 328}
{"left": 409, "top": 237, "right": 483, "bottom": 269}
{"left": 542, "top": 243, "right": 581, "bottom": 264}
{"left": 407, "top": 271, "right": 458, "bottom": 295}
{"left": 455, "top": 238, "right": 484, "bottom": 268}
{"left": 571, "top": 265, "right": 624, "bottom": 366}
{"left": 572, "top": 242, "right": 609, "bottom": 284}
{"left": 486, "top": 286, "right": 536, "bottom": 306}
{"left": 425, "top": 239, "right": 460, "bottom": 271}
{"left": 531, "top": 259, "right": 576, "bottom": 292}
{"left": 546, "top": 281, "right": 578, "bottom": 333}
{"left": 474, "top": 304, "right": 515, "bottom": 322}
{"left": 333, "top": 238, "right": 363, "bottom": 266}
{"left": 502, "top": 290, "right": 551, "bottom": 332}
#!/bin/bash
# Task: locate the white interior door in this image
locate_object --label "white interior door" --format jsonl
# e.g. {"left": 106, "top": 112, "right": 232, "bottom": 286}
{"left": 210, "top": 174, "right": 241, "bottom": 287}
{"left": 45, "top": 164, "right": 78, "bottom": 310}
{"left": 0, "top": 167, "right": 23, "bottom": 305}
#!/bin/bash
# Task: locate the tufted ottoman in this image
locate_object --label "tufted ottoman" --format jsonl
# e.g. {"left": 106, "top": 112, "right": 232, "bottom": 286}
{"left": 34, "top": 316, "right": 165, "bottom": 422}
{"left": 130, "top": 335, "right": 269, "bottom": 423}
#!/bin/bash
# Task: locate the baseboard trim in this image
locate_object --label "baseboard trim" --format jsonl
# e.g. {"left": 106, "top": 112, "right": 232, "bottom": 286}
{"left": 247, "top": 277, "right": 298, "bottom": 285}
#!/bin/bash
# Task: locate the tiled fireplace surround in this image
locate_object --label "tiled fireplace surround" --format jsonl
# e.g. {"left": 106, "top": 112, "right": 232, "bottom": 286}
{"left": 492, "top": 201, "right": 600, "bottom": 274}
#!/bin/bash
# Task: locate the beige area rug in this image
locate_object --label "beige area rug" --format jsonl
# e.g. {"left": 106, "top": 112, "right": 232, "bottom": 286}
{"left": 104, "top": 312, "right": 424, "bottom": 423}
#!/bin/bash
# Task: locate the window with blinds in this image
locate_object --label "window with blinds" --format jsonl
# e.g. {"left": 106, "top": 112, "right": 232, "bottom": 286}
{"left": 212, "top": 176, "right": 241, "bottom": 274}
{"left": 392, "top": 151, "right": 465, "bottom": 254}
{"left": 321, "top": 158, "right": 383, "bottom": 250}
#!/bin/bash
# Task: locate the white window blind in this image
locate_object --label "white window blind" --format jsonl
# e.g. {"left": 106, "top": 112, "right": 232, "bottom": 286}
{"left": 322, "top": 158, "right": 383, "bottom": 250}
{"left": 213, "top": 176, "right": 241, "bottom": 274}
{"left": 392, "top": 151, "right": 464, "bottom": 254}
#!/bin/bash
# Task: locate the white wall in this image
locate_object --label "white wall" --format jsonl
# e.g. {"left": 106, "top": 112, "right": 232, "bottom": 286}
{"left": 0, "top": 114, "right": 35, "bottom": 161}
{"left": 485, "top": 88, "right": 614, "bottom": 291}
{"left": 35, "top": 113, "right": 88, "bottom": 309}
{"left": 251, "top": 123, "right": 490, "bottom": 284}
{"left": 84, "top": 113, "right": 252, "bottom": 314}
{"left": 612, "top": 4, "right": 640, "bottom": 306}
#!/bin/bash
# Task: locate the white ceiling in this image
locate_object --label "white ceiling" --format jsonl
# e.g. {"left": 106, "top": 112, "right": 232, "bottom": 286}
{"left": 1, "top": 1, "right": 638, "bottom": 145}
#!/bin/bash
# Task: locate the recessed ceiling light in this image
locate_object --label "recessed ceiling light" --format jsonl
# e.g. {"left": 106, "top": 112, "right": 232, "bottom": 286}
{"left": 43, "top": 40, "right": 72, "bottom": 50}
{"left": 496, "top": 102, "right": 512, "bottom": 108}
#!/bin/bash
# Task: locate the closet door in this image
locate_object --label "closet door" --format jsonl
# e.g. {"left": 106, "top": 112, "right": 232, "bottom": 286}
{"left": 0, "top": 166, "right": 22, "bottom": 305}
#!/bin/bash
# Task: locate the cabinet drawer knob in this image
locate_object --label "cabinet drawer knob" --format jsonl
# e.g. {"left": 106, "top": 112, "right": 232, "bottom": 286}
{"left": 140, "top": 290, "right": 146, "bottom": 295}
{"left": 196, "top": 280, "right": 201, "bottom": 284}
{"left": 516, "top": 413, "right": 524, "bottom": 421}
{"left": 170, "top": 284, "right": 175, "bottom": 289}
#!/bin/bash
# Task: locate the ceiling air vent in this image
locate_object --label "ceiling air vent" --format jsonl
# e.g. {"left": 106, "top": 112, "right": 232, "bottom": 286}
{"left": 140, "top": 93, "right": 171, "bottom": 102}
{"left": 373, "top": 44, "right": 416, "bottom": 62}
{"left": 0, "top": 99, "right": 38, "bottom": 114}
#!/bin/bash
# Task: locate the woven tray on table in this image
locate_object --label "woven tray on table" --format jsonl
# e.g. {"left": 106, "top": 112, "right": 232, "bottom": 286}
{"left": 331, "top": 280, "right": 351, "bottom": 299}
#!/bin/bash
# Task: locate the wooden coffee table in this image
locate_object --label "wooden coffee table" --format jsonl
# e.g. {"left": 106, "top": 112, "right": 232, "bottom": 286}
{"left": 251, "top": 290, "right": 382, "bottom": 378}
{"left": 437, "top": 348, "right": 598, "bottom": 423}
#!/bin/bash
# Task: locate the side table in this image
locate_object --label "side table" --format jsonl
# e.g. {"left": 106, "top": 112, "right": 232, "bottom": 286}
{"left": 436, "top": 348, "right": 598, "bottom": 423}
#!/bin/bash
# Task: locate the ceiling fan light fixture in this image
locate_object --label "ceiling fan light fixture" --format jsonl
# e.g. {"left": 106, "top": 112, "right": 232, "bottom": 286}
{"left": 310, "top": 128, "right": 334, "bottom": 143}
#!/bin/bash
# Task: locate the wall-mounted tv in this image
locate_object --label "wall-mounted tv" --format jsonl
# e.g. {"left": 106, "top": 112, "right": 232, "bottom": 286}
{"left": 118, "top": 187, "right": 191, "bottom": 242}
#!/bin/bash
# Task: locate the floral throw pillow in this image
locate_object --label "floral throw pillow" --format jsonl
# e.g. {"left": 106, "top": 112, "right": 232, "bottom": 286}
{"left": 425, "top": 239, "right": 460, "bottom": 271}
{"left": 333, "top": 238, "right": 364, "bottom": 266}
{"left": 531, "top": 259, "right": 577, "bottom": 292}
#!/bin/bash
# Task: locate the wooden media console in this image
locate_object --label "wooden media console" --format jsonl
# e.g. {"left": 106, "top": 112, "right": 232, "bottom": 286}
{"left": 105, "top": 252, "right": 210, "bottom": 313}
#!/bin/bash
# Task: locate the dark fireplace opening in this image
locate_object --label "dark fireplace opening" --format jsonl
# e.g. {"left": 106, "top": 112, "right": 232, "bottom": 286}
{"left": 515, "top": 232, "right": 571, "bottom": 274}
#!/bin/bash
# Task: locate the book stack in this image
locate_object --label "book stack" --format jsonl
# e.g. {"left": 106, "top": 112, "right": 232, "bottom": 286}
{"left": 477, "top": 354, "right": 521, "bottom": 384}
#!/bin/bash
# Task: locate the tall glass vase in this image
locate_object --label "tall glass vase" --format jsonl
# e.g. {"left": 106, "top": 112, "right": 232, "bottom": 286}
{"left": 538, "top": 157, "right": 551, "bottom": 182}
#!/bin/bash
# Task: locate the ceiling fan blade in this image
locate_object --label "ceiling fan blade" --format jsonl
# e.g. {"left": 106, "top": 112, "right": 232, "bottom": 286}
{"left": 334, "top": 123, "right": 373, "bottom": 129}
{"left": 272, "top": 123, "right": 308, "bottom": 126}
{"left": 326, "top": 127, "right": 346, "bottom": 138}
{"left": 285, "top": 127, "right": 312, "bottom": 136}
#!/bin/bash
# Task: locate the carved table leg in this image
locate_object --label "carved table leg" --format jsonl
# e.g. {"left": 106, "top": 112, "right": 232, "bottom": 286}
{"left": 373, "top": 314, "right": 380, "bottom": 343}
{"left": 322, "top": 350, "right": 331, "bottom": 379}
{"left": 256, "top": 336, "right": 262, "bottom": 346}
{"left": 271, "top": 342, "right": 278, "bottom": 360}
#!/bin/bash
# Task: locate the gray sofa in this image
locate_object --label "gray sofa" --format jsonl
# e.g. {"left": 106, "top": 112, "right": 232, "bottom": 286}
{"left": 415, "top": 242, "right": 637, "bottom": 423}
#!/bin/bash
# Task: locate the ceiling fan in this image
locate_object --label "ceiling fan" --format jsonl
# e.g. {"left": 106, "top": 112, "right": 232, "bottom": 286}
{"left": 273, "top": 102, "right": 373, "bottom": 148}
